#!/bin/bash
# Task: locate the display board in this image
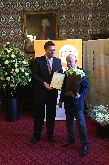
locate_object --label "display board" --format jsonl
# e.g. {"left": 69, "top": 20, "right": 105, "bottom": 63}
{"left": 34, "top": 39, "right": 82, "bottom": 68}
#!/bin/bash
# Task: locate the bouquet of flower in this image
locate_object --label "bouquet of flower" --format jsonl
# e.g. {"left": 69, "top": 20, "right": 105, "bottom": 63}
{"left": 88, "top": 105, "right": 109, "bottom": 126}
{"left": 64, "top": 68, "right": 86, "bottom": 97}
{"left": 0, "top": 42, "right": 32, "bottom": 89}
{"left": 66, "top": 68, "right": 86, "bottom": 78}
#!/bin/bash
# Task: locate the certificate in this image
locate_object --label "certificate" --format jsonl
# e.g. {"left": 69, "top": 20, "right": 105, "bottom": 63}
{"left": 50, "top": 72, "right": 65, "bottom": 90}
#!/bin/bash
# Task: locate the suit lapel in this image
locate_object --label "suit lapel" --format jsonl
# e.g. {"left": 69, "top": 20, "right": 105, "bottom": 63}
{"left": 41, "top": 56, "right": 58, "bottom": 73}
{"left": 41, "top": 55, "right": 51, "bottom": 74}
{"left": 41, "top": 56, "right": 48, "bottom": 70}
{"left": 52, "top": 58, "right": 57, "bottom": 71}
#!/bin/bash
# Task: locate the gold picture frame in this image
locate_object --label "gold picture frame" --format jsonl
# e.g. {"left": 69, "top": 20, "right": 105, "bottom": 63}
{"left": 22, "top": 10, "right": 59, "bottom": 53}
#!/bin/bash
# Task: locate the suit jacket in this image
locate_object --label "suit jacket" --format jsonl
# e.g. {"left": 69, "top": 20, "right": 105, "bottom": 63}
{"left": 31, "top": 56, "right": 63, "bottom": 102}
{"left": 60, "top": 68, "right": 89, "bottom": 112}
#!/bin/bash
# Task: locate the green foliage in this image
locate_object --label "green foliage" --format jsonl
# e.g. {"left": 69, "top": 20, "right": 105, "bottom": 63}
{"left": 0, "top": 42, "right": 32, "bottom": 89}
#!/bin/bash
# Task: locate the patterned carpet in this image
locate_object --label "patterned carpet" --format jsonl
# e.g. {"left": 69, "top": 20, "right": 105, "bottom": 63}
{"left": 0, "top": 113, "right": 109, "bottom": 165}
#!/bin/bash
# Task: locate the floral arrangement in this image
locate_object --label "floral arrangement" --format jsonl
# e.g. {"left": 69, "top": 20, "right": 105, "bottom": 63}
{"left": 0, "top": 42, "right": 32, "bottom": 89}
{"left": 88, "top": 104, "right": 109, "bottom": 126}
{"left": 64, "top": 68, "right": 86, "bottom": 97}
{"left": 66, "top": 68, "right": 86, "bottom": 78}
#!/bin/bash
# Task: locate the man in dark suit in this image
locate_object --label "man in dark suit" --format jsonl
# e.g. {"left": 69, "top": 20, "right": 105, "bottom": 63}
{"left": 31, "top": 41, "right": 63, "bottom": 144}
{"left": 58, "top": 54, "right": 89, "bottom": 156}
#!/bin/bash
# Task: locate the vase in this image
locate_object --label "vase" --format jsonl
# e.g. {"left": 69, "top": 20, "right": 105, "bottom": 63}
{"left": 95, "top": 122, "right": 109, "bottom": 138}
{"left": 6, "top": 88, "right": 20, "bottom": 122}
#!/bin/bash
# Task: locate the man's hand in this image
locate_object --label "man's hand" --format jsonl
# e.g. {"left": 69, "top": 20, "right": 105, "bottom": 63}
{"left": 75, "top": 93, "right": 80, "bottom": 99}
{"left": 44, "top": 82, "right": 52, "bottom": 90}
{"left": 58, "top": 102, "right": 62, "bottom": 108}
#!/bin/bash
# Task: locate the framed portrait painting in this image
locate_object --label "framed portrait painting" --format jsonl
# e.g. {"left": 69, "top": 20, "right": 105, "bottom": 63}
{"left": 23, "top": 10, "right": 59, "bottom": 53}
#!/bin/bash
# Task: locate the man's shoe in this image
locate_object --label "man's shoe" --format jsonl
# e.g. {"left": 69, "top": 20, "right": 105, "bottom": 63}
{"left": 81, "top": 145, "right": 89, "bottom": 156}
{"left": 30, "top": 137, "right": 40, "bottom": 145}
{"left": 62, "top": 140, "right": 75, "bottom": 147}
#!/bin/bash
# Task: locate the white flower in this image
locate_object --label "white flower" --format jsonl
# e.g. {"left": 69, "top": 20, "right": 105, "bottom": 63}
{"left": 6, "top": 42, "right": 10, "bottom": 44}
{"left": 66, "top": 68, "right": 85, "bottom": 78}
{"left": 25, "top": 72, "right": 29, "bottom": 76}
{"left": 4, "top": 60, "right": 9, "bottom": 64}
{"left": 15, "top": 69, "right": 19, "bottom": 73}
{"left": 6, "top": 77, "right": 10, "bottom": 81}
{"left": 10, "top": 84, "right": 15, "bottom": 87}
{"left": 22, "top": 61, "right": 27, "bottom": 64}
{"left": 11, "top": 54, "right": 15, "bottom": 58}
{"left": 28, "top": 78, "right": 31, "bottom": 82}
{"left": 6, "top": 49, "right": 11, "bottom": 53}
{"left": 21, "top": 68, "right": 24, "bottom": 72}
{"left": 15, "top": 62, "right": 18, "bottom": 68}
{"left": 88, "top": 104, "right": 109, "bottom": 126}
{"left": 10, "top": 70, "right": 14, "bottom": 73}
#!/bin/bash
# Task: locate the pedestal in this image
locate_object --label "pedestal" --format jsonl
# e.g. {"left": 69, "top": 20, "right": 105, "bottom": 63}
{"left": 6, "top": 97, "right": 20, "bottom": 122}
{"left": 6, "top": 88, "right": 20, "bottom": 122}
{"left": 95, "top": 122, "right": 109, "bottom": 138}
